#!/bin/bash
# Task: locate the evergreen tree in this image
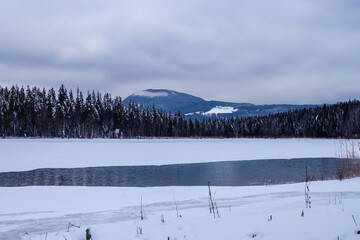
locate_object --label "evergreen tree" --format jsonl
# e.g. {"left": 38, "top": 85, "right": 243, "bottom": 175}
{"left": 1, "top": 85, "right": 360, "bottom": 139}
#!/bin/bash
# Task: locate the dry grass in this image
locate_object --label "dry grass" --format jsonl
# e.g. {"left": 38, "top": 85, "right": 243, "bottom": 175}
{"left": 335, "top": 140, "right": 360, "bottom": 180}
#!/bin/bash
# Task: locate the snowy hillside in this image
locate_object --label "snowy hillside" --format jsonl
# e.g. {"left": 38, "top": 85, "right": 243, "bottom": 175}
{"left": 133, "top": 90, "right": 175, "bottom": 98}
{"left": 202, "top": 106, "right": 239, "bottom": 116}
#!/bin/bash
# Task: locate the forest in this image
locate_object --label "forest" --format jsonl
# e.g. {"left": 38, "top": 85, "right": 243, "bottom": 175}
{"left": 0, "top": 85, "right": 360, "bottom": 139}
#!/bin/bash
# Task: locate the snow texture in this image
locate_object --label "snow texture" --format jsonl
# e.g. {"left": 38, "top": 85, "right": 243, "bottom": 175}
{"left": 133, "top": 90, "right": 171, "bottom": 98}
{"left": 0, "top": 138, "right": 346, "bottom": 172}
{"left": 184, "top": 111, "right": 202, "bottom": 116}
{"left": 202, "top": 106, "right": 239, "bottom": 115}
{"left": 1, "top": 178, "right": 359, "bottom": 240}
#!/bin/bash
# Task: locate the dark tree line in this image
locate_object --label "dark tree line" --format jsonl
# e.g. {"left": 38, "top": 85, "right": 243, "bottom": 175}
{"left": 1, "top": 85, "right": 360, "bottom": 139}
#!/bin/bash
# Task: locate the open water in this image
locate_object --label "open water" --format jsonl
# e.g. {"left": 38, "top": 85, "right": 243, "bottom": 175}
{"left": 0, "top": 157, "right": 353, "bottom": 187}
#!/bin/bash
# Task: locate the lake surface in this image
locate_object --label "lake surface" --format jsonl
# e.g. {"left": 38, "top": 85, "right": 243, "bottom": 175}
{"left": 0, "top": 157, "right": 354, "bottom": 187}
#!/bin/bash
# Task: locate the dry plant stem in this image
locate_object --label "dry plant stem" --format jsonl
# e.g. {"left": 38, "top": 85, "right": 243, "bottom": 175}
{"left": 140, "top": 196, "right": 144, "bottom": 220}
{"left": 172, "top": 191, "right": 179, "bottom": 217}
{"left": 208, "top": 181, "right": 216, "bottom": 218}
{"left": 336, "top": 140, "right": 359, "bottom": 180}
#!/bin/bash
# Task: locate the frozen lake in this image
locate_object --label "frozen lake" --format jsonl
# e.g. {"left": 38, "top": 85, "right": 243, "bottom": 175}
{"left": 1, "top": 138, "right": 360, "bottom": 240}
{"left": 0, "top": 138, "right": 355, "bottom": 187}
{"left": 0, "top": 138, "right": 348, "bottom": 172}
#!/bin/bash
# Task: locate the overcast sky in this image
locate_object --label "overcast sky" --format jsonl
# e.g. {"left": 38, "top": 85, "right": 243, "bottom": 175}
{"left": 0, "top": 0, "right": 360, "bottom": 104}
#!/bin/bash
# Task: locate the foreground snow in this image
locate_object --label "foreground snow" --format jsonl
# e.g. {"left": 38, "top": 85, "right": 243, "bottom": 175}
{"left": 1, "top": 178, "right": 360, "bottom": 240}
{"left": 0, "top": 138, "right": 349, "bottom": 172}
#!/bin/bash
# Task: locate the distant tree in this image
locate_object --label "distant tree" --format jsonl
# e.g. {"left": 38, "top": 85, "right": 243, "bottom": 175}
{"left": 1, "top": 85, "right": 360, "bottom": 139}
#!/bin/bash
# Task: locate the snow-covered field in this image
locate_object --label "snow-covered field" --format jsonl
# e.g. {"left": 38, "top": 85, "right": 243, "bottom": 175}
{"left": 0, "top": 138, "right": 347, "bottom": 172}
{"left": 1, "top": 179, "right": 360, "bottom": 240}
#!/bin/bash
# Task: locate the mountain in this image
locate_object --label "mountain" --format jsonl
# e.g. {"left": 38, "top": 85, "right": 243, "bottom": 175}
{"left": 123, "top": 89, "right": 317, "bottom": 118}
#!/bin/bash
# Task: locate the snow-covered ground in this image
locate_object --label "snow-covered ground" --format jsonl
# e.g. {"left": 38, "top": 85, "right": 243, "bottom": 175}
{"left": 0, "top": 138, "right": 349, "bottom": 172}
{"left": 1, "top": 138, "right": 359, "bottom": 239}
{"left": 1, "top": 178, "right": 360, "bottom": 240}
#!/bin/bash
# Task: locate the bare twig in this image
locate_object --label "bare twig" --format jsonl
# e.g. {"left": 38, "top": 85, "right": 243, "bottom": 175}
{"left": 172, "top": 190, "right": 180, "bottom": 217}
{"left": 140, "top": 196, "right": 144, "bottom": 220}
{"left": 353, "top": 215, "right": 358, "bottom": 227}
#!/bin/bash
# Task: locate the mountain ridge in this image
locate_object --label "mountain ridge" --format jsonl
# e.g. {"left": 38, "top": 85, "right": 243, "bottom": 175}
{"left": 124, "top": 89, "right": 317, "bottom": 118}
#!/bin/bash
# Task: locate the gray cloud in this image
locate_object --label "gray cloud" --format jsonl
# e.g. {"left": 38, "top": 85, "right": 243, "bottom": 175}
{"left": 0, "top": 0, "right": 359, "bottom": 104}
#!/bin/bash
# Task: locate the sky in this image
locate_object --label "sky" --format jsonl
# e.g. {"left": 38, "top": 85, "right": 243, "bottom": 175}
{"left": 0, "top": 0, "right": 359, "bottom": 104}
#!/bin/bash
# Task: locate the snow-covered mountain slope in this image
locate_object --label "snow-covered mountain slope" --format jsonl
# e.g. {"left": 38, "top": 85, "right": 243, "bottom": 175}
{"left": 124, "top": 89, "right": 317, "bottom": 118}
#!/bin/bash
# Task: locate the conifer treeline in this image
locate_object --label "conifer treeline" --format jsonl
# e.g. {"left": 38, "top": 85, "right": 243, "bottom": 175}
{"left": 0, "top": 85, "right": 360, "bottom": 138}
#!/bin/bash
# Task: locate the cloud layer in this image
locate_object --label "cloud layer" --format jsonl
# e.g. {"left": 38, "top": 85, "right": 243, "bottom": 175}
{"left": 0, "top": 0, "right": 359, "bottom": 104}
